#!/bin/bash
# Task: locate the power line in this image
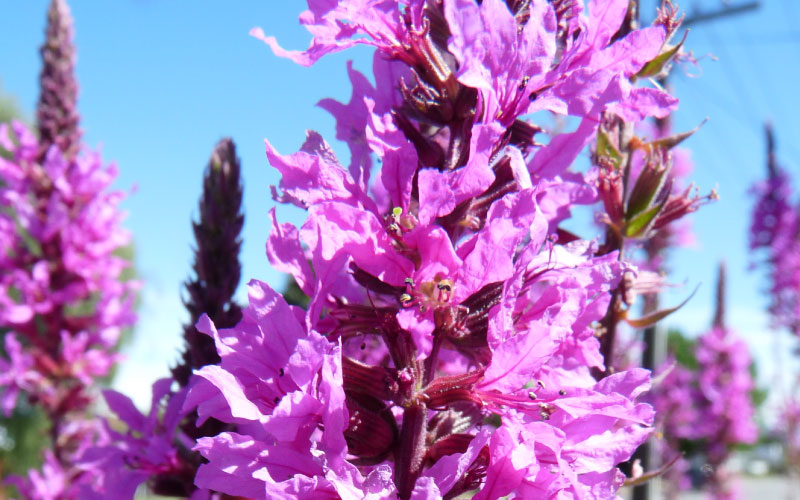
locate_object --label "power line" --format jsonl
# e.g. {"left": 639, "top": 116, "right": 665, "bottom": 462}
{"left": 702, "top": 25, "right": 764, "bottom": 124}
{"left": 684, "top": 1, "right": 760, "bottom": 27}
{"left": 706, "top": 32, "right": 800, "bottom": 45}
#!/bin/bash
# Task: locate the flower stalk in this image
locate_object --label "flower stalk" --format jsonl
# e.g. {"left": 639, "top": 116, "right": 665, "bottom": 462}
{"left": 36, "top": 0, "right": 81, "bottom": 163}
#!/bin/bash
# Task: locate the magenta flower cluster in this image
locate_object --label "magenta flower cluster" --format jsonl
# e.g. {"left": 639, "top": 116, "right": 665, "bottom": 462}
{"left": 2, "top": 0, "right": 722, "bottom": 498}
{"left": 652, "top": 265, "right": 757, "bottom": 500}
{"left": 0, "top": 120, "right": 135, "bottom": 413}
{"left": 0, "top": 120, "right": 137, "bottom": 494}
{"left": 156, "top": 0, "right": 690, "bottom": 498}
{"left": 652, "top": 327, "right": 757, "bottom": 499}
{"left": 750, "top": 166, "right": 800, "bottom": 336}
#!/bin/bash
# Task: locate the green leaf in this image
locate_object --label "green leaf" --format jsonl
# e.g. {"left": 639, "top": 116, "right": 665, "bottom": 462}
{"left": 624, "top": 196, "right": 664, "bottom": 238}
{"left": 624, "top": 285, "right": 699, "bottom": 328}
{"left": 625, "top": 165, "right": 669, "bottom": 224}
{"left": 597, "top": 129, "right": 622, "bottom": 169}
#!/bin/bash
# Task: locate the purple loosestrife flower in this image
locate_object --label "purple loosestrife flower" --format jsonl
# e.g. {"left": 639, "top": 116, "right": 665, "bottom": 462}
{"left": 695, "top": 265, "right": 757, "bottom": 473}
{"left": 6, "top": 420, "right": 110, "bottom": 499}
{"left": 653, "top": 264, "right": 757, "bottom": 500}
{"left": 0, "top": 121, "right": 135, "bottom": 417}
{"left": 187, "top": 281, "right": 356, "bottom": 498}
{"left": 79, "top": 139, "right": 246, "bottom": 499}
{"left": 6, "top": 450, "right": 78, "bottom": 500}
{"left": 691, "top": 327, "right": 756, "bottom": 500}
{"left": 253, "top": 0, "right": 676, "bottom": 181}
{"left": 749, "top": 125, "right": 800, "bottom": 335}
{"left": 650, "top": 359, "right": 700, "bottom": 498}
{"left": 0, "top": 119, "right": 135, "bottom": 494}
{"left": 750, "top": 125, "right": 796, "bottom": 252}
{"left": 77, "top": 379, "right": 208, "bottom": 499}
{"left": 173, "top": 137, "right": 244, "bottom": 388}
{"left": 0, "top": 334, "right": 44, "bottom": 417}
{"left": 0, "top": 1, "right": 135, "bottom": 495}
{"left": 188, "top": 279, "right": 654, "bottom": 499}
{"left": 183, "top": 1, "right": 688, "bottom": 498}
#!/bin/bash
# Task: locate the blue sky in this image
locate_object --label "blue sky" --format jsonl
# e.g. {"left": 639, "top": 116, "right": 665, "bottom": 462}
{"left": 1, "top": 1, "right": 798, "bottom": 409}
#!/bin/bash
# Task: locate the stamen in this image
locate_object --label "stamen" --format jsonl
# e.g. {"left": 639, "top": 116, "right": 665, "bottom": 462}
{"left": 517, "top": 75, "right": 530, "bottom": 92}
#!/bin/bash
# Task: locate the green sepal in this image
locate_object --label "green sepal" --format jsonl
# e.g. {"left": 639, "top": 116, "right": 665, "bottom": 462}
{"left": 636, "top": 30, "right": 688, "bottom": 79}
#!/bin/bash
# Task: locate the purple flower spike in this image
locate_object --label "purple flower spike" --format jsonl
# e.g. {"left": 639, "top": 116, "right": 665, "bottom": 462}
{"left": 653, "top": 264, "right": 757, "bottom": 499}
{"left": 188, "top": 0, "right": 713, "bottom": 498}
{"left": 173, "top": 137, "right": 244, "bottom": 388}
{"left": 36, "top": 0, "right": 81, "bottom": 162}
{"left": 750, "top": 125, "right": 800, "bottom": 335}
{"left": 0, "top": 121, "right": 135, "bottom": 419}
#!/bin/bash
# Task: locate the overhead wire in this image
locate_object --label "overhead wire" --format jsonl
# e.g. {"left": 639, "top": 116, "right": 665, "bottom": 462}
{"left": 702, "top": 17, "right": 800, "bottom": 171}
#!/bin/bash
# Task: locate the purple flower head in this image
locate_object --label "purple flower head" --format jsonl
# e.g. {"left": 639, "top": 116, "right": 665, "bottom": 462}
{"left": 749, "top": 126, "right": 800, "bottom": 335}
{"left": 0, "top": 334, "right": 44, "bottom": 417}
{"left": 173, "top": 137, "right": 244, "bottom": 388}
{"left": 190, "top": 271, "right": 654, "bottom": 499}
{"left": 6, "top": 451, "right": 77, "bottom": 500}
{"left": 694, "top": 326, "right": 758, "bottom": 454}
{"left": 256, "top": 0, "right": 677, "bottom": 183}
{"left": 186, "top": 280, "right": 357, "bottom": 499}
{"left": 0, "top": 118, "right": 135, "bottom": 500}
{"left": 201, "top": 137, "right": 653, "bottom": 497}
{"left": 652, "top": 264, "right": 757, "bottom": 500}
{"left": 750, "top": 168, "right": 796, "bottom": 253}
{"left": 0, "top": 120, "right": 136, "bottom": 416}
{"left": 187, "top": 0, "right": 707, "bottom": 497}
{"left": 6, "top": 418, "right": 109, "bottom": 499}
{"left": 443, "top": 0, "right": 557, "bottom": 126}
{"left": 77, "top": 379, "right": 202, "bottom": 499}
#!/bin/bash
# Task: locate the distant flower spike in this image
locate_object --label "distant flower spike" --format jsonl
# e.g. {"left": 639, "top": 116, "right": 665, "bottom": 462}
{"left": 36, "top": 0, "right": 81, "bottom": 162}
{"left": 172, "top": 137, "right": 244, "bottom": 388}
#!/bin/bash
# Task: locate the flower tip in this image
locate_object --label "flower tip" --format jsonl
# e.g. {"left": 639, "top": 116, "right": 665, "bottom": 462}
{"left": 249, "top": 26, "right": 266, "bottom": 40}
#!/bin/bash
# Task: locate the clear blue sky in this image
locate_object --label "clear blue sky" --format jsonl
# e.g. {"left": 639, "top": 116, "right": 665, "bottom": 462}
{"left": 1, "top": 1, "right": 798, "bottom": 409}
